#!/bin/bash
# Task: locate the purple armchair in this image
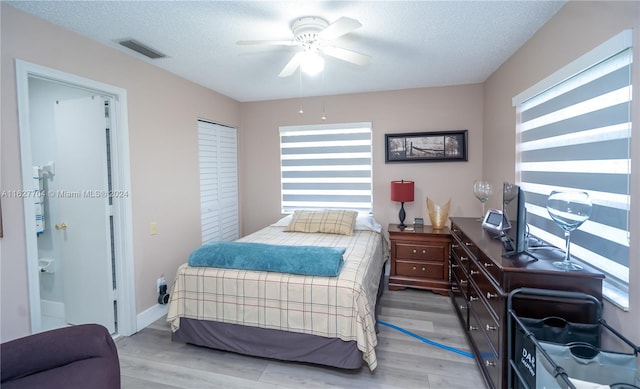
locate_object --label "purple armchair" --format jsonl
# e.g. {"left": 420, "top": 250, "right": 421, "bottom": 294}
{"left": 1, "top": 324, "right": 120, "bottom": 389}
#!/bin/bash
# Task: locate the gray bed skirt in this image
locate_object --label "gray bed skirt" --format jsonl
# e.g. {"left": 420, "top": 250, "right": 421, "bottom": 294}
{"left": 171, "top": 264, "right": 386, "bottom": 369}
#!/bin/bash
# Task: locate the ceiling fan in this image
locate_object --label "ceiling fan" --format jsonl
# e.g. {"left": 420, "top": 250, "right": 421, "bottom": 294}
{"left": 237, "top": 16, "right": 371, "bottom": 77}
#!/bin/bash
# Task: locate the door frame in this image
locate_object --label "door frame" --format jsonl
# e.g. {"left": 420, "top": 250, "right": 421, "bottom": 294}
{"left": 15, "top": 59, "right": 137, "bottom": 336}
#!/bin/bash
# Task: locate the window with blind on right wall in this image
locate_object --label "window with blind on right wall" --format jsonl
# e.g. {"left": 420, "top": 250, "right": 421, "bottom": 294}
{"left": 512, "top": 30, "right": 633, "bottom": 310}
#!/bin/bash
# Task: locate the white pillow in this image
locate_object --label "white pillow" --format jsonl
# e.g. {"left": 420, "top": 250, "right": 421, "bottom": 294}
{"left": 271, "top": 214, "right": 293, "bottom": 227}
{"left": 355, "top": 214, "right": 383, "bottom": 233}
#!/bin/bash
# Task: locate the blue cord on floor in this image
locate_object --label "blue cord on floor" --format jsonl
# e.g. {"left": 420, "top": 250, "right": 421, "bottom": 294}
{"left": 378, "top": 320, "right": 474, "bottom": 358}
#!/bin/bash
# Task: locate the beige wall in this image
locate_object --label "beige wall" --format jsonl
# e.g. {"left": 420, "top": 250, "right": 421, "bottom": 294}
{"left": 1, "top": 4, "right": 240, "bottom": 341}
{"left": 239, "top": 85, "right": 484, "bottom": 235}
{"left": 483, "top": 0, "right": 640, "bottom": 346}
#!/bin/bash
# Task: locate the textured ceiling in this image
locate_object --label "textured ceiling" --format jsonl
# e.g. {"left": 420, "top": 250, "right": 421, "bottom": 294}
{"left": 6, "top": 1, "right": 566, "bottom": 102}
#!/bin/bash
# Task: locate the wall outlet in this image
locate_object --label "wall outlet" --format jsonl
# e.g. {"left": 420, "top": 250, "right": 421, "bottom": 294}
{"left": 150, "top": 222, "right": 158, "bottom": 235}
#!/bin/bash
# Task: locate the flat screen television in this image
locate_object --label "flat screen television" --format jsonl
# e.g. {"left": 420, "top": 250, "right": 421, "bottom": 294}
{"left": 501, "top": 182, "right": 530, "bottom": 257}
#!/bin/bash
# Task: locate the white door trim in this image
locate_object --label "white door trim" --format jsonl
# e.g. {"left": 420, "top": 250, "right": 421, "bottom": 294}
{"left": 15, "top": 59, "right": 137, "bottom": 336}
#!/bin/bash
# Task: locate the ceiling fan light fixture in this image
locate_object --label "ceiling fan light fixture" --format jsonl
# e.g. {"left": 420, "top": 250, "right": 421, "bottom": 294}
{"left": 300, "top": 51, "right": 324, "bottom": 76}
{"left": 239, "top": 15, "right": 368, "bottom": 78}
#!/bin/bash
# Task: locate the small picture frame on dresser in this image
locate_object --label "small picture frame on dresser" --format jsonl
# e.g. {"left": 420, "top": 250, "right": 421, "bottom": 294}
{"left": 414, "top": 217, "right": 424, "bottom": 227}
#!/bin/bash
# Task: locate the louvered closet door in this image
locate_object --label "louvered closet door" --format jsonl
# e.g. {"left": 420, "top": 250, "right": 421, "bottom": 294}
{"left": 198, "top": 120, "right": 239, "bottom": 244}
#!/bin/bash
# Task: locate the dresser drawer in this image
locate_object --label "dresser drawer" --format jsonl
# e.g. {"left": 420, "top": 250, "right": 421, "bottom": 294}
{"left": 451, "top": 271, "right": 469, "bottom": 327}
{"left": 476, "top": 250, "right": 501, "bottom": 282}
{"left": 396, "top": 242, "right": 446, "bottom": 261}
{"left": 469, "top": 309, "right": 502, "bottom": 389}
{"left": 451, "top": 250, "right": 468, "bottom": 295}
{"left": 451, "top": 241, "right": 471, "bottom": 268}
{"left": 452, "top": 273, "right": 468, "bottom": 304}
{"left": 469, "top": 260, "right": 503, "bottom": 321}
{"left": 451, "top": 257, "right": 468, "bottom": 290}
{"left": 469, "top": 282, "right": 501, "bottom": 355}
{"left": 451, "top": 223, "right": 479, "bottom": 258}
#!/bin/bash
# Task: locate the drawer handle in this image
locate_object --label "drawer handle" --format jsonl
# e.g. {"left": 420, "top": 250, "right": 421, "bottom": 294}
{"left": 469, "top": 325, "right": 478, "bottom": 331}
{"left": 486, "top": 292, "right": 498, "bottom": 299}
{"left": 452, "top": 243, "right": 459, "bottom": 248}
{"left": 460, "top": 256, "right": 468, "bottom": 262}
{"left": 486, "top": 324, "right": 497, "bottom": 331}
{"left": 485, "top": 360, "right": 497, "bottom": 367}
{"left": 460, "top": 280, "right": 468, "bottom": 285}
{"left": 470, "top": 270, "right": 479, "bottom": 275}
{"left": 459, "top": 305, "right": 467, "bottom": 310}
{"left": 465, "top": 242, "right": 473, "bottom": 247}
{"left": 452, "top": 263, "right": 459, "bottom": 268}
{"left": 469, "top": 296, "right": 479, "bottom": 302}
{"left": 422, "top": 267, "right": 426, "bottom": 271}
{"left": 422, "top": 250, "right": 426, "bottom": 254}
{"left": 483, "top": 262, "right": 495, "bottom": 268}
{"left": 412, "top": 249, "right": 417, "bottom": 254}
{"left": 412, "top": 266, "right": 416, "bottom": 270}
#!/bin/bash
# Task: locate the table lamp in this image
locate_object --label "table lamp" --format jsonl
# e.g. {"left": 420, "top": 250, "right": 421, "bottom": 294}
{"left": 390, "top": 180, "right": 414, "bottom": 228}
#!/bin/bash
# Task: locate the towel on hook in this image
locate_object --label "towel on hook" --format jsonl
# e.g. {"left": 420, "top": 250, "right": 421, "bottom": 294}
{"left": 33, "top": 166, "right": 45, "bottom": 235}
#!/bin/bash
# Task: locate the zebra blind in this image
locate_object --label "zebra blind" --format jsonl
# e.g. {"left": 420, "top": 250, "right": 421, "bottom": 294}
{"left": 198, "top": 120, "right": 238, "bottom": 244}
{"left": 279, "top": 122, "right": 372, "bottom": 213}
{"left": 513, "top": 31, "right": 632, "bottom": 304}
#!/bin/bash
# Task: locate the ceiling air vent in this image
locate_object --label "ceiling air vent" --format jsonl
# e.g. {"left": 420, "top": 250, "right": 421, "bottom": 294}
{"left": 118, "top": 39, "right": 166, "bottom": 59}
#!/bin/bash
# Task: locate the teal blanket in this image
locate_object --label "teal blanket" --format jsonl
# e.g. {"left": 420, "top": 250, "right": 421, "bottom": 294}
{"left": 188, "top": 241, "right": 345, "bottom": 277}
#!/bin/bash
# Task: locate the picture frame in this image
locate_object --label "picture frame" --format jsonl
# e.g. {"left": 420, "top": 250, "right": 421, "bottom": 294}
{"left": 385, "top": 129, "right": 468, "bottom": 163}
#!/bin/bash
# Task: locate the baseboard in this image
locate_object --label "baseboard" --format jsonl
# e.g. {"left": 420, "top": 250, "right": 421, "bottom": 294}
{"left": 40, "top": 299, "right": 65, "bottom": 319}
{"left": 136, "top": 303, "right": 169, "bottom": 331}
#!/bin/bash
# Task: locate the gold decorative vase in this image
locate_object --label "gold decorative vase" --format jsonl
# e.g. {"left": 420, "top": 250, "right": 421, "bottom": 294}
{"left": 427, "top": 197, "right": 451, "bottom": 229}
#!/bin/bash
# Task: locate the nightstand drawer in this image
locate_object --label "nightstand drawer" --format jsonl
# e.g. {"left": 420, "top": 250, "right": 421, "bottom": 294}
{"left": 396, "top": 243, "right": 446, "bottom": 261}
{"left": 396, "top": 260, "right": 445, "bottom": 278}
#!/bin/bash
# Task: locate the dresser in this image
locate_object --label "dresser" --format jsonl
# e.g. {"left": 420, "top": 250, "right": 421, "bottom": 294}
{"left": 449, "top": 217, "right": 604, "bottom": 389}
{"left": 388, "top": 224, "right": 451, "bottom": 295}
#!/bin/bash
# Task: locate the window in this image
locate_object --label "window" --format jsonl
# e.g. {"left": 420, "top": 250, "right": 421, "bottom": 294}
{"left": 513, "top": 30, "right": 633, "bottom": 309}
{"left": 279, "top": 122, "right": 372, "bottom": 213}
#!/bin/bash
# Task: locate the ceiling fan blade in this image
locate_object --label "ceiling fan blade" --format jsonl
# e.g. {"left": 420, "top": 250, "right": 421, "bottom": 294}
{"left": 322, "top": 46, "right": 370, "bottom": 66}
{"left": 317, "top": 17, "right": 362, "bottom": 40}
{"left": 237, "top": 40, "right": 298, "bottom": 46}
{"left": 279, "top": 52, "right": 304, "bottom": 77}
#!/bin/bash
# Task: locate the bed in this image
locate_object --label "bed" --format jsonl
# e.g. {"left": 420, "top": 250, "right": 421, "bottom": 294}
{"left": 166, "top": 211, "right": 387, "bottom": 370}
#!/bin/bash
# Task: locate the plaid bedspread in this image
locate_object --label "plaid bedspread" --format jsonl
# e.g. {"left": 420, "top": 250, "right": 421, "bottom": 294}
{"left": 167, "top": 226, "right": 386, "bottom": 370}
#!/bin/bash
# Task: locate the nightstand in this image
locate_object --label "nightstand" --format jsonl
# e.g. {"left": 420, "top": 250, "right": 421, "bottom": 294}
{"left": 388, "top": 223, "right": 451, "bottom": 295}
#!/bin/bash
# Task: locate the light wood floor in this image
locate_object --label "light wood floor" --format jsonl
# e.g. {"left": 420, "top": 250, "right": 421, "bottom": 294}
{"left": 116, "top": 285, "right": 484, "bottom": 388}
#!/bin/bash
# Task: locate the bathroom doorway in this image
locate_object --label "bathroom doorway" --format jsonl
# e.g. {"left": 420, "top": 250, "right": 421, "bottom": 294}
{"left": 16, "top": 60, "right": 136, "bottom": 336}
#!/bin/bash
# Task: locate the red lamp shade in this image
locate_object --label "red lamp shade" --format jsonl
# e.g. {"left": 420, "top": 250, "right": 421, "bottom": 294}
{"left": 390, "top": 180, "right": 414, "bottom": 203}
